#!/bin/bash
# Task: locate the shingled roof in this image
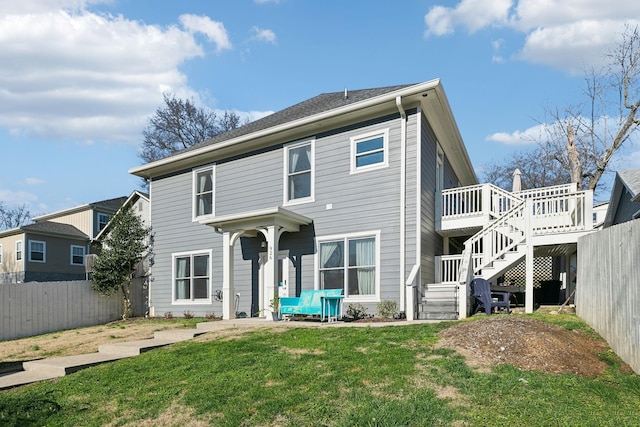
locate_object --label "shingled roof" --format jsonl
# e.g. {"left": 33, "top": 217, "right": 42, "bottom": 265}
{"left": 21, "top": 221, "right": 89, "bottom": 239}
{"left": 171, "top": 84, "right": 415, "bottom": 158}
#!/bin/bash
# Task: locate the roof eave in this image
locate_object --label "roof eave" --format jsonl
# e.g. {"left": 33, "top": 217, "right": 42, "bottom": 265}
{"left": 130, "top": 80, "right": 445, "bottom": 179}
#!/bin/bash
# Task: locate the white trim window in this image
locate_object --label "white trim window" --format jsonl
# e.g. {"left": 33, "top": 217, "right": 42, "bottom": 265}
{"left": 193, "top": 165, "right": 215, "bottom": 219}
{"left": 29, "top": 240, "right": 46, "bottom": 263}
{"left": 0, "top": 244, "right": 2, "bottom": 264}
{"left": 16, "top": 240, "right": 22, "bottom": 261}
{"left": 316, "top": 231, "right": 380, "bottom": 301}
{"left": 172, "top": 250, "right": 213, "bottom": 304}
{"left": 70, "top": 245, "right": 86, "bottom": 266}
{"left": 97, "top": 213, "right": 110, "bottom": 231}
{"left": 350, "top": 129, "right": 389, "bottom": 173}
{"left": 284, "top": 140, "right": 314, "bottom": 205}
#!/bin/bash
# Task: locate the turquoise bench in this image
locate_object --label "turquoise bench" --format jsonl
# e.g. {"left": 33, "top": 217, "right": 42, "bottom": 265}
{"left": 279, "top": 289, "right": 344, "bottom": 322}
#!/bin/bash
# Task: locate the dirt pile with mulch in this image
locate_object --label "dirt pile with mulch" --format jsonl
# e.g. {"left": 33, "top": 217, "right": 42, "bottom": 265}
{"left": 437, "top": 316, "right": 615, "bottom": 377}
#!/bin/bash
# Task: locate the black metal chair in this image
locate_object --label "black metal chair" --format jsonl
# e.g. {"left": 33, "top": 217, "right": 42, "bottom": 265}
{"left": 472, "top": 278, "right": 511, "bottom": 315}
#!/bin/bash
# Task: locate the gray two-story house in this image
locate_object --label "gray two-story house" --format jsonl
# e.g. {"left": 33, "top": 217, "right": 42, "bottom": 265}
{"left": 130, "top": 80, "right": 477, "bottom": 320}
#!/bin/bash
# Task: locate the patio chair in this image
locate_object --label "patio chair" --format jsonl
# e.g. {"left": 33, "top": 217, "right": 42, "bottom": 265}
{"left": 472, "top": 278, "right": 511, "bottom": 315}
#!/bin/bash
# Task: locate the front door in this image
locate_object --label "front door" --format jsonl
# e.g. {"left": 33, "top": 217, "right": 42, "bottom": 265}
{"left": 258, "top": 251, "right": 290, "bottom": 314}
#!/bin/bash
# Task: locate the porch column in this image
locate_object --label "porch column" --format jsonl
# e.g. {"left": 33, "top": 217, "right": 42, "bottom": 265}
{"left": 222, "top": 231, "right": 235, "bottom": 320}
{"left": 261, "top": 225, "right": 280, "bottom": 320}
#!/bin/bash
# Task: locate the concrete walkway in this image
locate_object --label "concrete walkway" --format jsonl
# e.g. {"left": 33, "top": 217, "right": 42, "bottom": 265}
{"left": 0, "top": 318, "right": 436, "bottom": 390}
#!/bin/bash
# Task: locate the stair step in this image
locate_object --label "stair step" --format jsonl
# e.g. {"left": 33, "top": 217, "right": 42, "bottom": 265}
{"left": 23, "top": 352, "right": 130, "bottom": 376}
{"left": 98, "top": 339, "right": 179, "bottom": 357}
{"left": 153, "top": 329, "right": 206, "bottom": 341}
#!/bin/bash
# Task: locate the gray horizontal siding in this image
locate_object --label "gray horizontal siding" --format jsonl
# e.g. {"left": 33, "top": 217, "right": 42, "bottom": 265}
{"left": 148, "top": 111, "right": 423, "bottom": 316}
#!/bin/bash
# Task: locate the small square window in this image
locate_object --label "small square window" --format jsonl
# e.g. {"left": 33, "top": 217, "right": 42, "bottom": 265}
{"left": 350, "top": 129, "right": 389, "bottom": 173}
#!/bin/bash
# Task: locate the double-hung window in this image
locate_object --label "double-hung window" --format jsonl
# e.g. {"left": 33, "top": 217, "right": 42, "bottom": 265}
{"left": 16, "top": 241, "right": 22, "bottom": 261}
{"left": 173, "top": 250, "right": 212, "bottom": 303}
{"left": 193, "top": 166, "right": 215, "bottom": 218}
{"left": 350, "top": 129, "right": 389, "bottom": 173}
{"left": 97, "top": 213, "right": 110, "bottom": 231}
{"left": 318, "top": 231, "right": 379, "bottom": 300}
{"left": 71, "top": 245, "right": 85, "bottom": 265}
{"left": 29, "top": 240, "right": 46, "bottom": 263}
{"left": 0, "top": 244, "right": 2, "bottom": 264}
{"left": 284, "top": 140, "right": 314, "bottom": 204}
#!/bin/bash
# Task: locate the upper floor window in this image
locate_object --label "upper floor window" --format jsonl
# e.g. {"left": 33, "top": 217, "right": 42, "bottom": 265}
{"left": 173, "top": 250, "right": 212, "bottom": 303}
{"left": 71, "top": 245, "right": 86, "bottom": 266}
{"left": 16, "top": 241, "right": 22, "bottom": 261}
{"left": 193, "top": 166, "right": 215, "bottom": 218}
{"left": 97, "top": 213, "right": 110, "bottom": 231}
{"left": 285, "top": 140, "right": 314, "bottom": 204}
{"left": 29, "top": 240, "right": 46, "bottom": 263}
{"left": 350, "top": 129, "right": 389, "bottom": 173}
{"left": 317, "top": 231, "right": 380, "bottom": 301}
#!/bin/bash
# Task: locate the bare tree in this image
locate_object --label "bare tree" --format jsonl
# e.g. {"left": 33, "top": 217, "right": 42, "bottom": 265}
{"left": 482, "top": 148, "right": 570, "bottom": 191}
{"left": 484, "top": 25, "right": 640, "bottom": 195}
{"left": 139, "top": 93, "right": 245, "bottom": 164}
{"left": 0, "top": 203, "right": 31, "bottom": 230}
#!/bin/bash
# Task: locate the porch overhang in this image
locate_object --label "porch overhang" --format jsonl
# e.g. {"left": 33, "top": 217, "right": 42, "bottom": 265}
{"left": 198, "top": 206, "right": 312, "bottom": 234}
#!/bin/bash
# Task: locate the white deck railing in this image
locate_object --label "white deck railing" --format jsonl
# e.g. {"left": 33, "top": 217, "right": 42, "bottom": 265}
{"left": 437, "top": 183, "right": 593, "bottom": 284}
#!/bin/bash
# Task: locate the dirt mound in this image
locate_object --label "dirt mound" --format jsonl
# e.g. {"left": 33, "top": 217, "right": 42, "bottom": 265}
{"left": 437, "top": 316, "right": 611, "bottom": 377}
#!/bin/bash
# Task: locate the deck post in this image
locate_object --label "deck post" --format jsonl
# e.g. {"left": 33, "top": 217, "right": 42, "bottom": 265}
{"left": 524, "top": 199, "right": 534, "bottom": 313}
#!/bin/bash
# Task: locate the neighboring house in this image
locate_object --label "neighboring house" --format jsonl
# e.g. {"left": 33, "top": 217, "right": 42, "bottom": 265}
{"left": 93, "top": 190, "right": 151, "bottom": 317}
{"left": 130, "top": 79, "right": 596, "bottom": 321}
{"left": 0, "top": 196, "right": 126, "bottom": 283}
{"left": 130, "top": 80, "right": 477, "bottom": 319}
{"left": 603, "top": 169, "right": 640, "bottom": 227}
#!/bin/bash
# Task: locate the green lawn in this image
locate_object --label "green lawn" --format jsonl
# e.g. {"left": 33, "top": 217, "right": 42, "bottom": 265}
{"left": 1, "top": 316, "right": 639, "bottom": 426}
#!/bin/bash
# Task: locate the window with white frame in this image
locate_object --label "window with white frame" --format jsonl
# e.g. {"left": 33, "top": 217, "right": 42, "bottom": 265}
{"left": 173, "top": 250, "right": 212, "bottom": 303}
{"left": 318, "top": 232, "right": 379, "bottom": 299}
{"left": 193, "top": 166, "right": 215, "bottom": 218}
{"left": 29, "top": 240, "right": 46, "bottom": 262}
{"left": 97, "top": 213, "right": 110, "bottom": 231}
{"left": 350, "top": 129, "right": 389, "bottom": 173}
{"left": 0, "top": 244, "right": 2, "bottom": 264}
{"left": 16, "top": 241, "right": 22, "bottom": 261}
{"left": 285, "top": 140, "right": 314, "bottom": 204}
{"left": 71, "top": 245, "right": 85, "bottom": 265}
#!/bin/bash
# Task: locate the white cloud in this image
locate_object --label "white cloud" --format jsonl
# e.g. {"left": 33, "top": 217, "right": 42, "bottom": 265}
{"left": 424, "top": 0, "right": 640, "bottom": 72}
{"left": 486, "top": 123, "right": 546, "bottom": 146}
{"left": 424, "top": 0, "right": 512, "bottom": 37}
{"left": 179, "top": 14, "right": 232, "bottom": 52}
{"left": 0, "top": 188, "right": 38, "bottom": 206}
{"left": 251, "top": 26, "right": 277, "bottom": 44}
{"left": 24, "top": 178, "right": 46, "bottom": 185}
{"left": 0, "top": 4, "right": 233, "bottom": 145}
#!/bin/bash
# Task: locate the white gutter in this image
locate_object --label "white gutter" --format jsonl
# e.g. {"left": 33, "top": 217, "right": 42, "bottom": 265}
{"left": 396, "top": 95, "right": 407, "bottom": 312}
{"left": 130, "top": 79, "right": 442, "bottom": 177}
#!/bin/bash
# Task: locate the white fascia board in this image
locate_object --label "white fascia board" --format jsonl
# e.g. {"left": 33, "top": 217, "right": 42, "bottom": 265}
{"left": 129, "top": 79, "right": 443, "bottom": 178}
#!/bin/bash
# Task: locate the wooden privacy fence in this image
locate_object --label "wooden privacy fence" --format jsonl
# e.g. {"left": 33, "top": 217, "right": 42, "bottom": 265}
{"left": 1, "top": 280, "right": 127, "bottom": 341}
{"left": 576, "top": 219, "right": 640, "bottom": 374}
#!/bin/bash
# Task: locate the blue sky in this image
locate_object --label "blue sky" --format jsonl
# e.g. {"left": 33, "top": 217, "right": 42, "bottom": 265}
{"left": 2, "top": 0, "right": 639, "bottom": 215}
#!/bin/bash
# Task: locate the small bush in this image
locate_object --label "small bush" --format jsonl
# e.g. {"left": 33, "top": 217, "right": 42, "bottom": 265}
{"left": 377, "top": 300, "right": 398, "bottom": 318}
{"left": 204, "top": 312, "right": 219, "bottom": 320}
{"left": 346, "top": 303, "right": 368, "bottom": 320}
{"left": 183, "top": 310, "right": 194, "bottom": 319}
{"left": 163, "top": 312, "right": 173, "bottom": 319}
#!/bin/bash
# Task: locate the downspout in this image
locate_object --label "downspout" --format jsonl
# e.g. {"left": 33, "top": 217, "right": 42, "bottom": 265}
{"left": 396, "top": 96, "right": 406, "bottom": 312}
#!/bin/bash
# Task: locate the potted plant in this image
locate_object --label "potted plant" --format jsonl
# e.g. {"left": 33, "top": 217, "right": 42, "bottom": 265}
{"left": 269, "top": 295, "right": 280, "bottom": 321}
